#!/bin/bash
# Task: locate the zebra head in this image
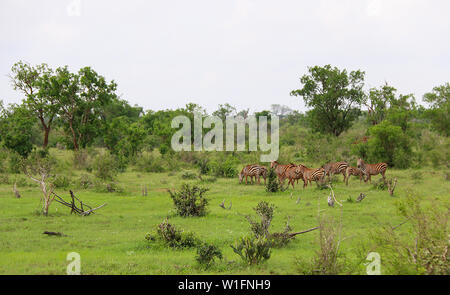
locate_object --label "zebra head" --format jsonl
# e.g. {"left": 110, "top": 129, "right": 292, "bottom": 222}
{"left": 239, "top": 170, "right": 244, "bottom": 183}
{"left": 357, "top": 158, "right": 365, "bottom": 170}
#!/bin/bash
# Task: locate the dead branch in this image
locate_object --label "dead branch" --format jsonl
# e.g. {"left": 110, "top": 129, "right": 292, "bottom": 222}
{"left": 356, "top": 193, "right": 366, "bottom": 202}
{"left": 287, "top": 226, "right": 319, "bottom": 238}
{"left": 388, "top": 178, "right": 397, "bottom": 196}
{"left": 43, "top": 231, "right": 66, "bottom": 237}
{"left": 13, "top": 182, "right": 21, "bottom": 198}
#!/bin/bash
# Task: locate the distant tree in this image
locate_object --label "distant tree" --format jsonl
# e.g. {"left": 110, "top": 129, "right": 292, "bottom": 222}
{"left": 270, "top": 104, "right": 293, "bottom": 118}
{"left": 45, "top": 66, "right": 117, "bottom": 150}
{"left": 364, "top": 83, "right": 397, "bottom": 126}
{"left": 9, "top": 61, "right": 59, "bottom": 148}
{"left": 423, "top": 83, "right": 449, "bottom": 136}
{"left": 386, "top": 94, "right": 417, "bottom": 132}
{"left": 212, "top": 103, "right": 236, "bottom": 121}
{"left": 290, "top": 65, "right": 365, "bottom": 136}
{"left": 104, "top": 116, "right": 146, "bottom": 158}
{"left": 0, "top": 104, "right": 35, "bottom": 157}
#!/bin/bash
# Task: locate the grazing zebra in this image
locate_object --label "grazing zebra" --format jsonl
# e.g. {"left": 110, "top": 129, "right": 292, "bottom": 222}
{"left": 322, "top": 161, "right": 349, "bottom": 183}
{"left": 239, "top": 164, "right": 267, "bottom": 185}
{"left": 357, "top": 158, "right": 388, "bottom": 183}
{"left": 345, "top": 166, "right": 364, "bottom": 185}
{"left": 270, "top": 161, "right": 296, "bottom": 184}
{"left": 298, "top": 166, "right": 325, "bottom": 188}
{"left": 281, "top": 164, "right": 305, "bottom": 189}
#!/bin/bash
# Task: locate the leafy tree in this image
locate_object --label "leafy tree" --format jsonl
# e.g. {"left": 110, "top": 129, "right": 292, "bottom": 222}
{"left": 9, "top": 61, "right": 59, "bottom": 148}
{"left": 104, "top": 116, "right": 146, "bottom": 159}
{"left": 364, "top": 83, "right": 397, "bottom": 125}
{"left": 366, "top": 120, "right": 412, "bottom": 168}
{"left": 45, "top": 66, "right": 117, "bottom": 150}
{"left": 212, "top": 103, "right": 236, "bottom": 121}
{"left": 290, "top": 65, "right": 365, "bottom": 136}
{"left": 423, "top": 83, "right": 449, "bottom": 136}
{"left": 386, "top": 94, "right": 417, "bottom": 132}
{"left": 0, "top": 104, "right": 35, "bottom": 157}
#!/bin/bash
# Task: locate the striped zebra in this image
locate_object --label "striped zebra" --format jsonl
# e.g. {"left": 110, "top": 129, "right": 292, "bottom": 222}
{"left": 357, "top": 158, "right": 388, "bottom": 183}
{"left": 345, "top": 166, "right": 364, "bottom": 185}
{"left": 281, "top": 164, "right": 305, "bottom": 189}
{"left": 239, "top": 164, "right": 267, "bottom": 185}
{"left": 298, "top": 165, "right": 325, "bottom": 188}
{"left": 322, "top": 161, "right": 349, "bottom": 183}
{"left": 270, "top": 161, "right": 296, "bottom": 184}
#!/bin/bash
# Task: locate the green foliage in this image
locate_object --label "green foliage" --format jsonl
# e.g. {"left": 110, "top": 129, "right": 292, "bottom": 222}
{"left": 209, "top": 157, "right": 238, "bottom": 178}
{"left": 371, "top": 194, "right": 449, "bottom": 275}
{"left": 246, "top": 201, "right": 275, "bottom": 238}
{"left": 423, "top": 83, "right": 450, "bottom": 136}
{"left": 52, "top": 175, "right": 71, "bottom": 189}
{"left": 290, "top": 65, "right": 365, "bottom": 136}
{"left": 168, "top": 184, "right": 209, "bottom": 217}
{"left": 265, "top": 167, "right": 279, "bottom": 192}
{"left": 181, "top": 170, "right": 198, "bottom": 180}
{"left": 0, "top": 104, "right": 35, "bottom": 158}
{"left": 195, "top": 243, "right": 223, "bottom": 268}
{"left": 150, "top": 219, "right": 201, "bottom": 249}
{"left": 366, "top": 120, "right": 412, "bottom": 168}
{"left": 231, "top": 235, "right": 272, "bottom": 265}
{"left": 92, "top": 152, "right": 120, "bottom": 181}
{"left": 135, "top": 153, "right": 167, "bottom": 173}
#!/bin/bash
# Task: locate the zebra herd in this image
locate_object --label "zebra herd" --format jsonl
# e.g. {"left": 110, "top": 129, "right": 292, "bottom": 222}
{"left": 238, "top": 159, "right": 388, "bottom": 188}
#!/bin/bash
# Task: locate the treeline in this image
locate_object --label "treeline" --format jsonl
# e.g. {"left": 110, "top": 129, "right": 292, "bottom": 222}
{"left": 0, "top": 62, "right": 448, "bottom": 173}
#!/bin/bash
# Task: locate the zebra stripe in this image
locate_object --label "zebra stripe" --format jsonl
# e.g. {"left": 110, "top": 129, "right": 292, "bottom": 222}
{"left": 357, "top": 158, "right": 388, "bottom": 183}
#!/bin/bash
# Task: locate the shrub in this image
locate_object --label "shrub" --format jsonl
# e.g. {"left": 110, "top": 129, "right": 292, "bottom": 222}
{"left": 370, "top": 194, "right": 449, "bottom": 274}
{"left": 168, "top": 184, "right": 209, "bottom": 217}
{"left": 372, "top": 178, "right": 387, "bottom": 190}
{"left": 231, "top": 235, "right": 271, "bottom": 265}
{"left": 295, "top": 216, "right": 346, "bottom": 275}
{"left": 52, "top": 175, "right": 71, "bottom": 189}
{"left": 92, "top": 152, "right": 119, "bottom": 181}
{"left": 411, "top": 171, "right": 423, "bottom": 184}
{"left": 246, "top": 201, "right": 275, "bottom": 238}
{"left": 135, "top": 153, "right": 166, "bottom": 173}
{"left": 181, "top": 170, "right": 198, "bottom": 180}
{"left": 197, "top": 158, "right": 210, "bottom": 175}
{"left": 210, "top": 158, "right": 238, "bottom": 178}
{"left": 265, "top": 168, "right": 279, "bottom": 192}
{"left": 78, "top": 174, "right": 94, "bottom": 189}
{"left": 195, "top": 243, "right": 223, "bottom": 268}
{"left": 150, "top": 219, "right": 200, "bottom": 248}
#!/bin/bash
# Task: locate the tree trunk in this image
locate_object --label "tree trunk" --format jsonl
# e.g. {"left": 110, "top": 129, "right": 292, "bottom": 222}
{"left": 43, "top": 126, "right": 50, "bottom": 148}
{"left": 69, "top": 120, "right": 79, "bottom": 151}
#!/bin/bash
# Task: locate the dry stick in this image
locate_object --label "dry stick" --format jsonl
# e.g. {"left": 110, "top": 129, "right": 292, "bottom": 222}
{"left": 287, "top": 226, "right": 319, "bottom": 238}
{"left": 392, "top": 217, "right": 411, "bottom": 231}
{"left": 80, "top": 203, "right": 107, "bottom": 216}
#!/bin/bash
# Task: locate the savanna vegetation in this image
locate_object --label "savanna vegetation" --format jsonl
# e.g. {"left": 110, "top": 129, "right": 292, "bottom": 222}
{"left": 0, "top": 62, "right": 448, "bottom": 274}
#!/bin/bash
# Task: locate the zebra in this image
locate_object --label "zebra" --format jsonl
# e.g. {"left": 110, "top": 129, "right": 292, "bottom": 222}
{"left": 281, "top": 164, "right": 305, "bottom": 189}
{"left": 357, "top": 158, "right": 388, "bottom": 183}
{"left": 345, "top": 166, "right": 364, "bottom": 185}
{"left": 298, "top": 165, "right": 325, "bottom": 188}
{"left": 270, "top": 161, "right": 296, "bottom": 184}
{"left": 239, "top": 164, "right": 267, "bottom": 185}
{"left": 322, "top": 161, "right": 349, "bottom": 183}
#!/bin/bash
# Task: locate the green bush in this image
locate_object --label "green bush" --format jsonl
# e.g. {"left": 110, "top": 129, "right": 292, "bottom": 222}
{"left": 181, "top": 170, "right": 198, "bottom": 180}
{"left": 77, "top": 174, "right": 94, "bottom": 189}
{"left": 168, "top": 184, "right": 209, "bottom": 217}
{"left": 150, "top": 219, "right": 201, "bottom": 248}
{"left": 92, "top": 152, "right": 119, "bottom": 181}
{"left": 265, "top": 168, "right": 279, "bottom": 192}
{"left": 195, "top": 243, "right": 223, "bottom": 268}
{"left": 52, "top": 175, "right": 71, "bottom": 189}
{"left": 210, "top": 158, "right": 238, "bottom": 178}
{"left": 135, "top": 153, "right": 166, "bottom": 173}
{"left": 231, "top": 235, "right": 271, "bottom": 265}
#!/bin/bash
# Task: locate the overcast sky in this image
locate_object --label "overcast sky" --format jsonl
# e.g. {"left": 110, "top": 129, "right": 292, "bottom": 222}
{"left": 1, "top": 0, "right": 449, "bottom": 113}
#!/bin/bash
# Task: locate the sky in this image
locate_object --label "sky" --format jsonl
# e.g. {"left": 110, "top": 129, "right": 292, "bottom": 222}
{"left": 1, "top": 0, "right": 449, "bottom": 114}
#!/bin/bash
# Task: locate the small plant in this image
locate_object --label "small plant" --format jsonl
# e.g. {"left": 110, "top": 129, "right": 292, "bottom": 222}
{"left": 181, "top": 170, "right": 197, "bottom": 180}
{"left": 92, "top": 152, "right": 119, "bottom": 181}
{"left": 195, "top": 243, "right": 223, "bottom": 268}
{"left": 372, "top": 178, "right": 387, "bottom": 190}
{"left": 168, "top": 184, "right": 209, "bottom": 217}
{"left": 246, "top": 201, "right": 275, "bottom": 238}
{"left": 346, "top": 196, "right": 354, "bottom": 203}
{"left": 78, "top": 174, "right": 93, "bottom": 189}
{"left": 151, "top": 218, "right": 200, "bottom": 248}
{"left": 231, "top": 235, "right": 271, "bottom": 265}
{"left": 52, "top": 175, "right": 71, "bottom": 189}
{"left": 265, "top": 167, "right": 279, "bottom": 192}
{"left": 411, "top": 171, "right": 423, "bottom": 184}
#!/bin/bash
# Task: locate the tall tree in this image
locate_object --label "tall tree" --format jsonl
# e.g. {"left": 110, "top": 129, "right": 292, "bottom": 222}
{"left": 45, "top": 66, "right": 117, "bottom": 150}
{"left": 9, "top": 61, "right": 59, "bottom": 148}
{"left": 290, "top": 65, "right": 365, "bottom": 136}
{"left": 364, "top": 82, "right": 397, "bottom": 126}
{"left": 423, "top": 83, "right": 449, "bottom": 136}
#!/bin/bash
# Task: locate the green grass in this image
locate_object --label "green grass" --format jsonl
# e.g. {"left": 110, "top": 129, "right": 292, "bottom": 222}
{"left": 0, "top": 153, "right": 449, "bottom": 274}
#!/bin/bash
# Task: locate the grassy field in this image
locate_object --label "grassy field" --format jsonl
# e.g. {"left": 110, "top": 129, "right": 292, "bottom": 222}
{"left": 0, "top": 151, "right": 449, "bottom": 274}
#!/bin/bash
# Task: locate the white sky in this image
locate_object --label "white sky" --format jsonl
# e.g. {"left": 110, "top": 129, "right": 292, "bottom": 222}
{"left": 1, "top": 0, "right": 449, "bottom": 113}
